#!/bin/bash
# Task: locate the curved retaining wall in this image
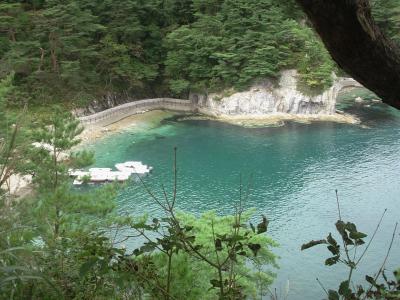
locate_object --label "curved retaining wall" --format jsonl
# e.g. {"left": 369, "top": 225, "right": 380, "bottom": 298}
{"left": 79, "top": 98, "right": 194, "bottom": 125}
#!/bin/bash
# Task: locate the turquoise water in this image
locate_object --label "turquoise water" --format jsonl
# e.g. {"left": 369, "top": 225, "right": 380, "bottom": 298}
{"left": 88, "top": 95, "right": 400, "bottom": 299}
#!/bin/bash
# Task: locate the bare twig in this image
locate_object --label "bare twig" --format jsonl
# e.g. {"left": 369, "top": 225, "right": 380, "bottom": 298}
{"left": 172, "top": 147, "right": 177, "bottom": 210}
{"left": 362, "top": 222, "right": 398, "bottom": 300}
{"left": 316, "top": 278, "right": 329, "bottom": 296}
{"left": 335, "top": 189, "right": 342, "bottom": 221}
{"left": 355, "top": 209, "right": 387, "bottom": 266}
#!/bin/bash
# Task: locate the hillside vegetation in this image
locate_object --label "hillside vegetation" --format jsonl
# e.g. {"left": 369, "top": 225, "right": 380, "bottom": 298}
{"left": 1, "top": 1, "right": 400, "bottom": 299}
{"left": 0, "top": 0, "right": 338, "bottom": 108}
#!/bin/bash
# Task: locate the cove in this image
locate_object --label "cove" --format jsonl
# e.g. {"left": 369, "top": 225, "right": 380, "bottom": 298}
{"left": 86, "top": 93, "right": 400, "bottom": 299}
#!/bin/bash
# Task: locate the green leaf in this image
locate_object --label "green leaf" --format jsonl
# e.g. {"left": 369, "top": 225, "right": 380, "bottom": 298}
{"left": 185, "top": 235, "right": 195, "bottom": 243}
{"left": 215, "top": 238, "right": 222, "bottom": 251}
{"left": 229, "top": 251, "right": 238, "bottom": 262}
{"left": 366, "top": 275, "right": 377, "bottom": 286}
{"left": 184, "top": 225, "right": 194, "bottom": 232}
{"left": 355, "top": 239, "right": 365, "bottom": 246}
{"left": 133, "top": 249, "right": 142, "bottom": 256}
{"left": 345, "top": 222, "right": 357, "bottom": 232}
{"left": 79, "top": 257, "right": 98, "bottom": 277}
{"left": 327, "top": 245, "right": 340, "bottom": 256}
{"left": 338, "top": 280, "right": 351, "bottom": 297}
{"left": 328, "top": 290, "right": 339, "bottom": 300}
{"left": 327, "top": 233, "right": 338, "bottom": 246}
{"left": 335, "top": 220, "right": 345, "bottom": 234}
{"left": 336, "top": 221, "right": 354, "bottom": 245}
{"left": 160, "top": 240, "right": 173, "bottom": 251}
{"left": 325, "top": 256, "right": 339, "bottom": 266}
{"left": 210, "top": 279, "right": 221, "bottom": 288}
{"left": 257, "top": 215, "right": 269, "bottom": 234}
{"left": 140, "top": 242, "right": 157, "bottom": 253}
{"left": 394, "top": 268, "right": 400, "bottom": 282}
{"left": 248, "top": 243, "right": 261, "bottom": 256}
{"left": 349, "top": 231, "right": 367, "bottom": 240}
{"left": 301, "top": 239, "right": 327, "bottom": 250}
{"left": 193, "top": 244, "right": 203, "bottom": 251}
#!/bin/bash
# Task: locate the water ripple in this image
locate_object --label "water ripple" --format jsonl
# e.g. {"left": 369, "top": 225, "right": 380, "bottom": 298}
{"left": 90, "top": 105, "right": 400, "bottom": 300}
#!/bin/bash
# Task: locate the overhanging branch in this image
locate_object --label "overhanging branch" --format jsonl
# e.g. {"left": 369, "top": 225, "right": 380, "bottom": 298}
{"left": 296, "top": 0, "right": 400, "bottom": 109}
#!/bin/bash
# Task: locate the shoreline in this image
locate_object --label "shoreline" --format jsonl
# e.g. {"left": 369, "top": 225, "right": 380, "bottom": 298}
{"left": 214, "top": 112, "right": 359, "bottom": 127}
{"left": 77, "top": 110, "right": 177, "bottom": 146}
{"left": 8, "top": 110, "right": 359, "bottom": 196}
{"left": 77, "top": 109, "right": 360, "bottom": 145}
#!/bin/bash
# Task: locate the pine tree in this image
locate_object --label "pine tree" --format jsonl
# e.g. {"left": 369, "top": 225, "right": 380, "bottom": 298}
{"left": 0, "top": 72, "right": 24, "bottom": 192}
{"left": 28, "top": 108, "right": 115, "bottom": 240}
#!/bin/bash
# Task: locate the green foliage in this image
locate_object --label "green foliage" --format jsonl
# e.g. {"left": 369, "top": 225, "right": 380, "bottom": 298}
{"left": 0, "top": 72, "right": 14, "bottom": 129}
{"left": 69, "top": 150, "right": 94, "bottom": 169}
{"left": 0, "top": 199, "right": 45, "bottom": 300}
{"left": 372, "top": 0, "right": 400, "bottom": 45}
{"left": 169, "top": 79, "right": 190, "bottom": 97}
{"left": 0, "top": 107, "right": 121, "bottom": 299}
{"left": 0, "top": 0, "right": 340, "bottom": 107}
{"left": 0, "top": 0, "right": 164, "bottom": 106}
{"left": 28, "top": 108, "right": 83, "bottom": 190}
{"left": 6, "top": 0, "right": 397, "bottom": 101}
{"left": 125, "top": 210, "right": 277, "bottom": 300}
{"left": 26, "top": 109, "right": 116, "bottom": 239}
{"left": 3, "top": 1, "right": 400, "bottom": 298}
{"left": 2, "top": 136, "right": 399, "bottom": 300}
{"left": 2, "top": 120, "right": 279, "bottom": 300}
{"left": 293, "top": 27, "right": 335, "bottom": 93}
{"left": 177, "top": 211, "right": 277, "bottom": 297}
{"left": 0, "top": 72, "right": 30, "bottom": 192}
{"left": 302, "top": 192, "right": 400, "bottom": 299}
{"left": 164, "top": 0, "right": 335, "bottom": 93}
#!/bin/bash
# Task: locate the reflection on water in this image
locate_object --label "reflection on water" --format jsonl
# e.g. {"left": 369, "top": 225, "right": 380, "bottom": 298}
{"left": 89, "top": 94, "right": 400, "bottom": 299}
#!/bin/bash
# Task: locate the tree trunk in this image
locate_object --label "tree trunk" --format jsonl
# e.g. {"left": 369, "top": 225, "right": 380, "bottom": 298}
{"left": 8, "top": 28, "right": 16, "bottom": 42}
{"left": 38, "top": 47, "right": 45, "bottom": 71}
{"left": 296, "top": 0, "right": 400, "bottom": 109}
{"left": 49, "top": 32, "right": 59, "bottom": 73}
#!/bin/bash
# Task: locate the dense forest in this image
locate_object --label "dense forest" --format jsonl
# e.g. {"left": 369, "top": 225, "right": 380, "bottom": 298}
{"left": 1, "top": 1, "right": 400, "bottom": 299}
{"left": 1, "top": 0, "right": 399, "bottom": 107}
{"left": 1, "top": 0, "right": 337, "bottom": 107}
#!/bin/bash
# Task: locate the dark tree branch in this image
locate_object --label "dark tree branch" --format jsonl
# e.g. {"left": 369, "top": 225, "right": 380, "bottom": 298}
{"left": 296, "top": 0, "right": 400, "bottom": 109}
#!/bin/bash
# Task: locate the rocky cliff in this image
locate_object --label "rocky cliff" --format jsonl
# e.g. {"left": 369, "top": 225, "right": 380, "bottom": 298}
{"left": 192, "top": 70, "right": 361, "bottom": 116}
{"left": 76, "top": 69, "right": 361, "bottom": 119}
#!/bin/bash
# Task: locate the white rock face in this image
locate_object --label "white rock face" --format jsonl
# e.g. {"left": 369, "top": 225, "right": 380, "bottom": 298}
{"left": 195, "top": 70, "right": 361, "bottom": 116}
{"left": 355, "top": 97, "right": 363, "bottom": 103}
{"left": 1, "top": 174, "right": 32, "bottom": 196}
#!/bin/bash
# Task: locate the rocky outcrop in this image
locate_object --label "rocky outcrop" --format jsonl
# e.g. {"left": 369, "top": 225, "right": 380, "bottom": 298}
{"left": 192, "top": 70, "right": 361, "bottom": 116}
{"left": 76, "top": 70, "right": 362, "bottom": 123}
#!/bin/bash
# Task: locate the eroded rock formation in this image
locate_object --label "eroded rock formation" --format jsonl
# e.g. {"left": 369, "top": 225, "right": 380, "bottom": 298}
{"left": 193, "top": 70, "right": 361, "bottom": 116}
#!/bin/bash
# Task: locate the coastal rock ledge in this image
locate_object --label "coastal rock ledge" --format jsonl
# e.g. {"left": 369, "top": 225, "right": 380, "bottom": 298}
{"left": 191, "top": 70, "right": 362, "bottom": 116}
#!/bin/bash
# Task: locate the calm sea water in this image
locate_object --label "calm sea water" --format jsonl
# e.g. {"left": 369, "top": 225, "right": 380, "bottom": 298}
{"left": 88, "top": 92, "right": 400, "bottom": 299}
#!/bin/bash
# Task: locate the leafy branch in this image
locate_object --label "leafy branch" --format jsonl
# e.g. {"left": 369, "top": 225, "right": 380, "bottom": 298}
{"left": 301, "top": 190, "right": 399, "bottom": 300}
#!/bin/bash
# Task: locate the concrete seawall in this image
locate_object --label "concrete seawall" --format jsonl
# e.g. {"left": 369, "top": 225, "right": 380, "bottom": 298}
{"left": 79, "top": 98, "right": 194, "bottom": 125}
